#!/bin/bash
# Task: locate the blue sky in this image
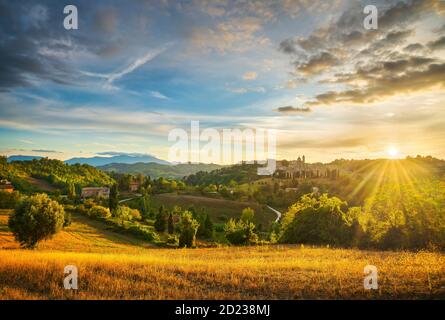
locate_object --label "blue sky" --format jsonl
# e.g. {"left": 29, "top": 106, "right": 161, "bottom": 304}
{"left": 0, "top": 0, "right": 444, "bottom": 163}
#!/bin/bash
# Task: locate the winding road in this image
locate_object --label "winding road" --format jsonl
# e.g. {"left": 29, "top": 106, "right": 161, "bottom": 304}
{"left": 267, "top": 205, "right": 282, "bottom": 223}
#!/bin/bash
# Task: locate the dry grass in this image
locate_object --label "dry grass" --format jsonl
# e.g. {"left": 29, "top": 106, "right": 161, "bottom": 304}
{"left": 0, "top": 210, "right": 444, "bottom": 300}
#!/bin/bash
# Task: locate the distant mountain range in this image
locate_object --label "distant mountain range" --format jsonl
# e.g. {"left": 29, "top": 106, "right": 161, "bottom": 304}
{"left": 7, "top": 155, "right": 43, "bottom": 162}
{"left": 99, "top": 162, "right": 223, "bottom": 179}
{"left": 6, "top": 152, "right": 170, "bottom": 167}
{"left": 64, "top": 153, "right": 170, "bottom": 166}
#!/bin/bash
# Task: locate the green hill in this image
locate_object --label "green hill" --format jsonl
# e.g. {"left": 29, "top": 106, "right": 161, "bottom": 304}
{"left": 99, "top": 162, "right": 223, "bottom": 179}
{"left": 0, "top": 157, "right": 114, "bottom": 193}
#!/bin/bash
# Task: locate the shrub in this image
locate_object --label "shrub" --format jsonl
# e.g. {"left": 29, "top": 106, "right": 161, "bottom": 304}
{"left": 166, "top": 234, "right": 179, "bottom": 246}
{"left": 279, "top": 194, "right": 353, "bottom": 246}
{"left": 240, "top": 207, "right": 255, "bottom": 223}
{"left": 224, "top": 219, "right": 258, "bottom": 245}
{"left": 154, "top": 206, "right": 168, "bottom": 232}
{"left": 8, "top": 194, "right": 65, "bottom": 248}
{"left": 0, "top": 191, "right": 21, "bottom": 209}
{"left": 178, "top": 211, "right": 199, "bottom": 248}
{"left": 167, "top": 213, "right": 174, "bottom": 234}
{"left": 127, "top": 224, "right": 160, "bottom": 242}
{"left": 88, "top": 205, "right": 111, "bottom": 219}
{"left": 63, "top": 212, "right": 72, "bottom": 227}
{"left": 114, "top": 206, "right": 134, "bottom": 225}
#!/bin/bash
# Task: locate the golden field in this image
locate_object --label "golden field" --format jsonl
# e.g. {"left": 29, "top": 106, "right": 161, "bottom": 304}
{"left": 0, "top": 210, "right": 444, "bottom": 300}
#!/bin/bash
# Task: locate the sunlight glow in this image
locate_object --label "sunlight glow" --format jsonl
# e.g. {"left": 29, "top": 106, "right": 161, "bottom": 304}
{"left": 387, "top": 146, "right": 399, "bottom": 159}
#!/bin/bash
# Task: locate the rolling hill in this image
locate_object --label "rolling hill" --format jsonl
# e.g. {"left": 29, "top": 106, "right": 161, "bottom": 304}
{"left": 99, "top": 162, "right": 223, "bottom": 179}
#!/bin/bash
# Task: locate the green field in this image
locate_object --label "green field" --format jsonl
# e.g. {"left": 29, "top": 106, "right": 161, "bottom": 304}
{"left": 151, "top": 193, "right": 276, "bottom": 226}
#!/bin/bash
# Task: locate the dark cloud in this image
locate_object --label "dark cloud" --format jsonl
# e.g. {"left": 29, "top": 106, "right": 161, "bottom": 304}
{"left": 276, "top": 106, "right": 311, "bottom": 114}
{"left": 0, "top": 0, "right": 157, "bottom": 90}
{"left": 307, "top": 63, "right": 445, "bottom": 105}
{"left": 32, "top": 149, "right": 61, "bottom": 153}
{"left": 279, "top": 39, "right": 298, "bottom": 54}
{"left": 428, "top": 36, "right": 445, "bottom": 50}
{"left": 279, "top": 0, "right": 444, "bottom": 108}
{"left": 403, "top": 43, "right": 425, "bottom": 52}
{"left": 296, "top": 52, "right": 339, "bottom": 75}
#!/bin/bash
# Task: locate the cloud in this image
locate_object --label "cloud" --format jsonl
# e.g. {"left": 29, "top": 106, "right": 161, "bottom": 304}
{"left": 276, "top": 106, "right": 311, "bottom": 114}
{"left": 242, "top": 71, "right": 258, "bottom": 80}
{"left": 296, "top": 52, "right": 339, "bottom": 75}
{"left": 307, "top": 63, "right": 445, "bottom": 105}
{"left": 190, "top": 17, "right": 268, "bottom": 53}
{"left": 428, "top": 36, "right": 445, "bottom": 50}
{"left": 278, "top": 0, "right": 445, "bottom": 106}
{"left": 32, "top": 149, "right": 61, "bottom": 153}
{"left": 19, "top": 139, "right": 34, "bottom": 145}
{"left": 279, "top": 136, "right": 369, "bottom": 150}
{"left": 150, "top": 90, "right": 170, "bottom": 100}
{"left": 82, "top": 44, "right": 170, "bottom": 89}
{"left": 226, "top": 86, "right": 266, "bottom": 94}
{"left": 403, "top": 43, "right": 426, "bottom": 53}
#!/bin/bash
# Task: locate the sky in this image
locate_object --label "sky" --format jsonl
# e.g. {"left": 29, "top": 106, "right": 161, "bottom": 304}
{"left": 0, "top": 0, "right": 444, "bottom": 163}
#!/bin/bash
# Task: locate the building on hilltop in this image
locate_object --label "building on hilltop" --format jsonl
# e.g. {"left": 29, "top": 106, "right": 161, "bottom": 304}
{"left": 0, "top": 180, "right": 14, "bottom": 193}
{"left": 275, "top": 156, "right": 339, "bottom": 180}
{"left": 81, "top": 187, "right": 110, "bottom": 199}
{"left": 129, "top": 181, "right": 140, "bottom": 192}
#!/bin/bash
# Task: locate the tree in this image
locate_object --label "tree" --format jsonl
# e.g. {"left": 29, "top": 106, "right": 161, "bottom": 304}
{"left": 109, "top": 184, "right": 118, "bottom": 213}
{"left": 154, "top": 205, "right": 167, "bottom": 232}
{"left": 240, "top": 207, "right": 255, "bottom": 223}
{"left": 0, "top": 191, "right": 21, "bottom": 209}
{"left": 138, "top": 192, "right": 151, "bottom": 219}
{"left": 88, "top": 205, "right": 111, "bottom": 219}
{"left": 279, "top": 194, "right": 353, "bottom": 246}
{"left": 179, "top": 211, "right": 199, "bottom": 248}
{"left": 115, "top": 205, "right": 135, "bottom": 226}
{"left": 67, "top": 183, "right": 76, "bottom": 199}
{"left": 203, "top": 213, "right": 214, "bottom": 238}
{"left": 224, "top": 219, "right": 258, "bottom": 245}
{"left": 168, "top": 213, "right": 174, "bottom": 234}
{"left": 8, "top": 194, "right": 65, "bottom": 248}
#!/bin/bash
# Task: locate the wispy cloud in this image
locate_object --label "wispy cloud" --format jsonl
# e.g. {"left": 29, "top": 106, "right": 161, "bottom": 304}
{"left": 242, "top": 71, "right": 258, "bottom": 80}
{"left": 150, "top": 91, "right": 170, "bottom": 100}
{"left": 19, "top": 139, "right": 34, "bottom": 145}
{"left": 82, "top": 44, "right": 171, "bottom": 89}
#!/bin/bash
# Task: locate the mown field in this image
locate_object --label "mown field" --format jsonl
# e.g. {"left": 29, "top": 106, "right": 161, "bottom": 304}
{"left": 0, "top": 209, "right": 444, "bottom": 300}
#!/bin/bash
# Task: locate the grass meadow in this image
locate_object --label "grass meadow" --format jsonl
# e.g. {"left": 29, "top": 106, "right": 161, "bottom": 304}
{"left": 0, "top": 209, "right": 444, "bottom": 300}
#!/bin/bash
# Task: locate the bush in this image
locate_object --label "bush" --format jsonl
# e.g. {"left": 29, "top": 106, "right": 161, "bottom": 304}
{"left": 240, "top": 207, "right": 255, "bottom": 223}
{"left": 63, "top": 212, "right": 72, "bottom": 227}
{"left": 279, "top": 194, "right": 353, "bottom": 246}
{"left": 178, "top": 211, "right": 199, "bottom": 248}
{"left": 88, "top": 205, "right": 111, "bottom": 219}
{"left": 154, "top": 206, "right": 168, "bottom": 232}
{"left": 0, "top": 191, "right": 21, "bottom": 209}
{"left": 166, "top": 234, "right": 179, "bottom": 246}
{"left": 127, "top": 224, "right": 160, "bottom": 242}
{"left": 224, "top": 219, "right": 258, "bottom": 245}
{"left": 8, "top": 193, "right": 65, "bottom": 248}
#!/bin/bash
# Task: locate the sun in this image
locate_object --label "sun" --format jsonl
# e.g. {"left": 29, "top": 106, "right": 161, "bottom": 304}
{"left": 386, "top": 146, "right": 399, "bottom": 158}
